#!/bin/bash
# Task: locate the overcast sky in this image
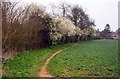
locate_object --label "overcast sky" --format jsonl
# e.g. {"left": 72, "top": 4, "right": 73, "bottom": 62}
{"left": 18, "top": 0, "right": 119, "bottom": 31}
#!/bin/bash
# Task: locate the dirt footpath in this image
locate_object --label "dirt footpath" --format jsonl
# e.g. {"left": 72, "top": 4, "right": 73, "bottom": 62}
{"left": 39, "top": 48, "right": 68, "bottom": 77}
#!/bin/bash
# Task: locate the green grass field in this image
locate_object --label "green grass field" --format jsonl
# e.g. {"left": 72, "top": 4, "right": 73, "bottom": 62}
{"left": 2, "top": 43, "right": 72, "bottom": 77}
{"left": 3, "top": 40, "right": 119, "bottom": 77}
{"left": 47, "top": 40, "right": 118, "bottom": 77}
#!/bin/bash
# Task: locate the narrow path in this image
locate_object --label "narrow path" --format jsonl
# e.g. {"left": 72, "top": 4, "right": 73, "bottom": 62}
{"left": 38, "top": 48, "right": 68, "bottom": 77}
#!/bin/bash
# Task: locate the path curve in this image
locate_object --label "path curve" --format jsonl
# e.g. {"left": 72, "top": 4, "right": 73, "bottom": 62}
{"left": 39, "top": 48, "right": 68, "bottom": 77}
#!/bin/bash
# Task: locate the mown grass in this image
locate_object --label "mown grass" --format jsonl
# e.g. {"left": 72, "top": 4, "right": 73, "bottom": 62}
{"left": 2, "top": 43, "right": 74, "bottom": 77}
{"left": 47, "top": 40, "right": 119, "bottom": 77}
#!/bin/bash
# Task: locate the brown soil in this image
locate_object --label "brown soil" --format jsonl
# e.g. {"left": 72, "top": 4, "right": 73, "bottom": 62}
{"left": 80, "top": 70, "right": 90, "bottom": 76}
{"left": 38, "top": 48, "right": 68, "bottom": 77}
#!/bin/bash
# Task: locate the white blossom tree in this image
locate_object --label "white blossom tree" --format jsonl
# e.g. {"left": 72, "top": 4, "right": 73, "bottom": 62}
{"left": 50, "top": 17, "right": 77, "bottom": 44}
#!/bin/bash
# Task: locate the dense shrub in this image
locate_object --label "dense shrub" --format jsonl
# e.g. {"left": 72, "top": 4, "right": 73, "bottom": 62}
{"left": 1, "top": 2, "right": 96, "bottom": 59}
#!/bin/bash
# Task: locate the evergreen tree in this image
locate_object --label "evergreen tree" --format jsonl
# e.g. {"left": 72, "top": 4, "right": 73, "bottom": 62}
{"left": 100, "top": 24, "right": 111, "bottom": 38}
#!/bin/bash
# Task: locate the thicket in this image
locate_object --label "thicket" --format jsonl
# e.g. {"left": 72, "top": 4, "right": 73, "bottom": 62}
{"left": 1, "top": 1, "right": 96, "bottom": 59}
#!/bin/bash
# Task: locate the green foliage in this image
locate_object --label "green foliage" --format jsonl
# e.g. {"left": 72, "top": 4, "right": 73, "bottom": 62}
{"left": 47, "top": 40, "right": 118, "bottom": 77}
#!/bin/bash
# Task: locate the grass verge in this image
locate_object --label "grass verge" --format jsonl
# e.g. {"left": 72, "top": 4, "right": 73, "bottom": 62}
{"left": 2, "top": 43, "right": 74, "bottom": 77}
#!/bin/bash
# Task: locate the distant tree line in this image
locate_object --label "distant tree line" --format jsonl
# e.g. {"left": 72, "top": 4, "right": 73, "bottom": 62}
{"left": 100, "top": 24, "right": 120, "bottom": 39}
{"left": 1, "top": 1, "right": 96, "bottom": 59}
{"left": 116, "top": 28, "right": 120, "bottom": 35}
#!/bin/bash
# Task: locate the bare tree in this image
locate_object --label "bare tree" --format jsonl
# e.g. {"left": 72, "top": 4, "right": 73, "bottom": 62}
{"left": 67, "top": 5, "right": 95, "bottom": 30}
{"left": 50, "top": 2, "right": 70, "bottom": 18}
{"left": 59, "top": 2, "right": 70, "bottom": 18}
{"left": 2, "top": 1, "right": 32, "bottom": 57}
{"left": 51, "top": 3, "right": 95, "bottom": 29}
